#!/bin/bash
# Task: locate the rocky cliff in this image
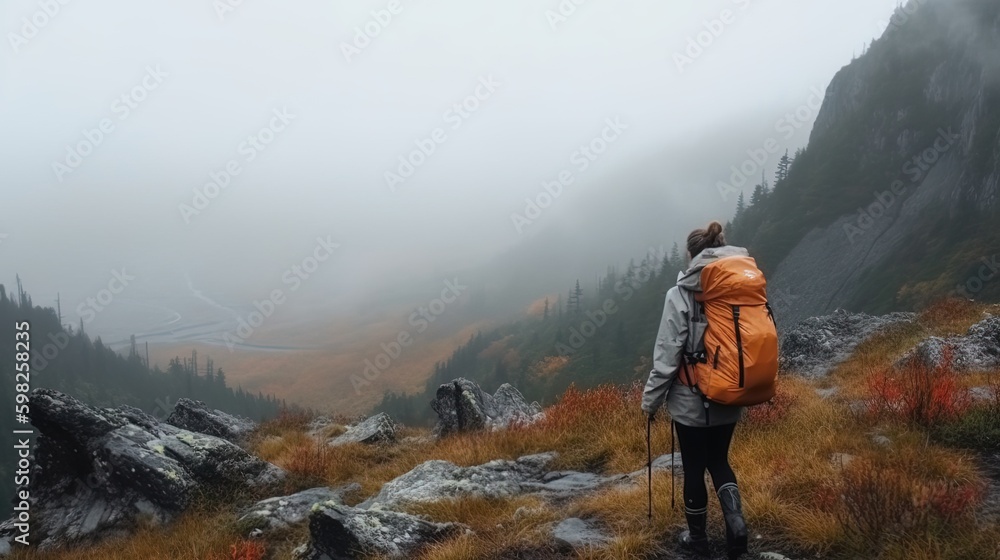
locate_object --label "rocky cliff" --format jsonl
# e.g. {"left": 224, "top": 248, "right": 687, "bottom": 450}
{"left": 737, "top": 0, "right": 1000, "bottom": 326}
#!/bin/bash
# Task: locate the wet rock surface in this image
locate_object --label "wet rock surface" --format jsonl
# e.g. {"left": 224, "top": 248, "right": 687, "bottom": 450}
{"left": 779, "top": 310, "right": 916, "bottom": 377}
{"left": 166, "top": 398, "right": 257, "bottom": 443}
{"left": 328, "top": 413, "right": 397, "bottom": 446}
{"left": 297, "top": 503, "right": 468, "bottom": 560}
{"left": 901, "top": 315, "right": 1000, "bottom": 372}
{"left": 551, "top": 517, "right": 610, "bottom": 548}
{"left": 430, "top": 378, "right": 542, "bottom": 436}
{"left": 0, "top": 389, "right": 283, "bottom": 551}
{"left": 239, "top": 484, "right": 361, "bottom": 535}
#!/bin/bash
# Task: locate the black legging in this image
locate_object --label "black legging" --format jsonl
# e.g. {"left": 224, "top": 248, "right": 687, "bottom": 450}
{"left": 674, "top": 422, "right": 738, "bottom": 515}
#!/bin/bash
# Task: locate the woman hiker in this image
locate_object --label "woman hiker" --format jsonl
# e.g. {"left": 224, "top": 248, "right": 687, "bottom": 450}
{"left": 641, "top": 221, "right": 749, "bottom": 560}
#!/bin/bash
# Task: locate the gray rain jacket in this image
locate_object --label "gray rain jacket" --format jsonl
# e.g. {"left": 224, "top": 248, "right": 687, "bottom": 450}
{"left": 641, "top": 246, "right": 746, "bottom": 427}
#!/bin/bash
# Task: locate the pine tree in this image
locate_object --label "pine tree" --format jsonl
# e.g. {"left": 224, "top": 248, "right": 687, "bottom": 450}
{"left": 568, "top": 280, "right": 583, "bottom": 314}
{"left": 735, "top": 191, "right": 746, "bottom": 218}
{"left": 669, "top": 242, "right": 682, "bottom": 269}
{"left": 543, "top": 298, "right": 549, "bottom": 320}
{"left": 775, "top": 149, "right": 791, "bottom": 185}
{"left": 750, "top": 182, "right": 765, "bottom": 206}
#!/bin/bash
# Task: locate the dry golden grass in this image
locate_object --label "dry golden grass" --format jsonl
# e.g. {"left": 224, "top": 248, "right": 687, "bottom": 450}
{"left": 24, "top": 299, "right": 1000, "bottom": 560}
{"left": 8, "top": 511, "right": 254, "bottom": 560}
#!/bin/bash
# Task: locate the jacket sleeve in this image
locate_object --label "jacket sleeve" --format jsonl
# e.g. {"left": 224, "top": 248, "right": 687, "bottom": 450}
{"left": 641, "top": 287, "right": 689, "bottom": 414}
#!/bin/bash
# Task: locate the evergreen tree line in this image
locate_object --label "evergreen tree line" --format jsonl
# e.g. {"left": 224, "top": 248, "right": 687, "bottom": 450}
{"left": 0, "top": 282, "right": 286, "bottom": 515}
{"left": 726, "top": 149, "right": 798, "bottom": 246}
{"left": 375, "top": 245, "right": 687, "bottom": 426}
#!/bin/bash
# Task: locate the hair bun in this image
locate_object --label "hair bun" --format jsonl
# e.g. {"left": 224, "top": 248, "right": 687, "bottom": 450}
{"left": 707, "top": 221, "right": 723, "bottom": 240}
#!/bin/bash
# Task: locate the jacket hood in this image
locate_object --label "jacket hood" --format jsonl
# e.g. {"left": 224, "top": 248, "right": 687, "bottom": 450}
{"left": 676, "top": 245, "right": 750, "bottom": 292}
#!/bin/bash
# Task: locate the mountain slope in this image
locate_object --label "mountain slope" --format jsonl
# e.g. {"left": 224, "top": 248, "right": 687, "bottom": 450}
{"left": 730, "top": 0, "right": 1000, "bottom": 325}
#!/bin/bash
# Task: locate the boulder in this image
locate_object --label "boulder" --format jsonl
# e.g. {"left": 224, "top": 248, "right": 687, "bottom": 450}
{"left": 626, "top": 452, "right": 684, "bottom": 479}
{"left": 360, "top": 453, "right": 557, "bottom": 510}
{"left": 901, "top": 316, "right": 1000, "bottom": 372}
{"left": 779, "top": 310, "right": 916, "bottom": 377}
{"left": 328, "top": 413, "right": 396, "bottom": 446}
{"left": 1, "top": 389, "right": 284, "bottom": 551}
{"left": 238, "top": 484, "right": 360, "bottom": 535}
{"left": 552, "top": 517, "right": 611, "bottom": 549}
{"left": 166, "top": 398, "right": 256, "bottom": 442}
{"left": 360, "top": 451, "right": 631, "bottom": 510}
{"left": 430, "top": 378, "right": 542, "bottom": 436}
{"left": 297, "top": 503, "right": 468, "bottom": 560}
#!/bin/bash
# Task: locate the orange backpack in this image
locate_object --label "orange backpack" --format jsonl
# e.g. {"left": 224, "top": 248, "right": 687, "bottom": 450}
{"left": 680, "top": 255, "right": 778, "bottom": 407}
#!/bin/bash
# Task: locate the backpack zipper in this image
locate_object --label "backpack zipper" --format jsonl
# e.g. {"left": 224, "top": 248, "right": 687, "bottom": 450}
{"left": 713, "top": 345, "right": 721, "bottom": 369}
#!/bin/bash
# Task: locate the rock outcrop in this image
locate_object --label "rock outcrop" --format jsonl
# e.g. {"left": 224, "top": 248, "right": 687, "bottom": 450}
{"left": 239, "top": 484, "right": 360, "bottom": 535}
{"left": 1, "top": 389, "right": 284, "bottom": 551}
{"left": 166, "top": 398, "right": 256, "bottom": 443}
{"left": 430, "top": 378, "right": 542, "bottom": 436}
{"left": 328, "top": 413, "right": 397, "bottom": 446}
{"left": 901, "top": 315, "right": 1000, "bottom": 372}
{"left": 360, "top": 453, "right": 557, "bottom": 509}
{"left": 296, "top": 504, "right": 468, "bottom": 560}
{"left": 779, "top": 310, "right": 916, "bottom": 377}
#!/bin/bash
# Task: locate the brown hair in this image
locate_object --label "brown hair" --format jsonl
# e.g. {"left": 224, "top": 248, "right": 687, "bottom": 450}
{"left": 687, "top": 221, "right": 726, "bottom": 258}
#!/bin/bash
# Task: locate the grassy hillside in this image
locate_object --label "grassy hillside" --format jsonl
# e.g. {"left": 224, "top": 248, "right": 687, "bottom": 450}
{"left": 16, "top": 300, "right": 1000, "bottom": 560}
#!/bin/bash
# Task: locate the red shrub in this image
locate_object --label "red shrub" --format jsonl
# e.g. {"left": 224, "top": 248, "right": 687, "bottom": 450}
{"left": 866, "top": 346, "right": 971, "bottom": 427}
{"left": 835, "top": 456, "right": 985, "bottom": 547}
{"left": 745, "top": 386, "right": 796, "bottom": 427}
{"left": 208, "top": 540, "right": 267, "bottom": 560}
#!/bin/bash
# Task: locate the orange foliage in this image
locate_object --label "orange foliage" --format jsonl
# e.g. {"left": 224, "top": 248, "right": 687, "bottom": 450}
{"left": 530, "top": 356, "right": 570, "bottom": 380}
{"left": 536, "top": 383, "right": 641, "bottom": 432}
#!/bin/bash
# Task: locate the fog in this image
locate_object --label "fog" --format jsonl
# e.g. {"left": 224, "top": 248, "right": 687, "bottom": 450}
{"left": 0, "top": 0, "right": 902, "bottom": 345}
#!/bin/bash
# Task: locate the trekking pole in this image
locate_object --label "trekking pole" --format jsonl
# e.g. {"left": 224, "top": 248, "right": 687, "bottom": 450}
{"left": 647, "top": 414, "right": 653, "bottom": 522}
{"left": 671, "top": 419, "right": 675, "bottom": 511}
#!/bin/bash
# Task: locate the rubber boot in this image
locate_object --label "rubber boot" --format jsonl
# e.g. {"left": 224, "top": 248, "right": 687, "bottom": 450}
{"left": 677, "top": 508, "right": 709, "bottom": 557}
{"left": 717, "top": 483, "right": 748, "bottom": 559}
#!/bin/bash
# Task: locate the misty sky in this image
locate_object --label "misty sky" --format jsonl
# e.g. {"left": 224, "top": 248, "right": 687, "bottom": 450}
{"left": 0, "top": 0, "right": 902, "bottom": 342}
